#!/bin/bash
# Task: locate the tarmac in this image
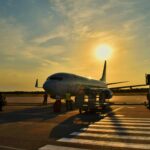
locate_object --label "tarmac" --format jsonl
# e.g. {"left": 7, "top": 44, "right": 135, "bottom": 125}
{"left": 0, "top": 96, "right": 150, "bottom": 150}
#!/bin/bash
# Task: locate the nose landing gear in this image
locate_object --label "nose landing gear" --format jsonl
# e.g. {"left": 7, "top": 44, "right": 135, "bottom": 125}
{"left": 53, "top": 96, "right": 62, "bottom": 113}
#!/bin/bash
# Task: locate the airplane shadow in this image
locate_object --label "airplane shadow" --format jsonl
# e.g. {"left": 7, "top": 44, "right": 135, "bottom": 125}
{"left": 49, "top": 105, "right": 129, "bottom": 139}
{"left": 0, "top": 102, "right": 129, "bottom": 138}
{"left": 49, "top": 111, "right": 101, "bottom": 139}
{"left": 103, "top": 106, "right": 129, "bottom": 136}
{"left": 0, "top": 103, "right": 68, "bottom": 124}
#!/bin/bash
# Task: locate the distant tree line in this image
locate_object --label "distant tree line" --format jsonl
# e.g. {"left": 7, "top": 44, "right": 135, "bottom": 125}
{"left": 0, "top": 88, "right": 149, "bottom": 96}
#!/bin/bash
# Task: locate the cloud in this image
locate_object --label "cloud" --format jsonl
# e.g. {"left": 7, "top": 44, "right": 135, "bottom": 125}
{"left": 32, "top": 26, "right": 69, "bottom": 44}
{"left": 0, "top": 17, "right": 69, "bottom": 72}
{"left": 0, "top": 18, "right": 25, "bottom": 53}
{"left": 0, "top": 0, "right": 150, "bottom": 90}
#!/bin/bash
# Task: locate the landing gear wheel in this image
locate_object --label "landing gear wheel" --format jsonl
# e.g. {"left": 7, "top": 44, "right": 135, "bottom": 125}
{"left": 79, "top": 108, "right": 82, "bottom": 114}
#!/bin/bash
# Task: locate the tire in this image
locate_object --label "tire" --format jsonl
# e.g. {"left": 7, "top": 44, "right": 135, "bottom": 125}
{"left": 79, "top": 108, "right": 82, "bottom": 114}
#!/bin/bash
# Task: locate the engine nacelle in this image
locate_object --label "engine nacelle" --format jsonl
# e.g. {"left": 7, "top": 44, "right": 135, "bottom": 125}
{"left": 103, "top": 89, "right": 113, "bottom": 99}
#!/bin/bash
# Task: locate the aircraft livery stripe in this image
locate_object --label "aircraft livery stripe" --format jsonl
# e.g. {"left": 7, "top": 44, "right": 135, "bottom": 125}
{"left": 58, "top": 138, "right": 150, "bottom": 149}
{"left": 70, "top": 132, "right": 150, "bottom": 140}
{"left": 81, "top": 128, "right": 150, "bottom": 134}
{"left": 89, "top": 124, "right": 150, "bottom": 129}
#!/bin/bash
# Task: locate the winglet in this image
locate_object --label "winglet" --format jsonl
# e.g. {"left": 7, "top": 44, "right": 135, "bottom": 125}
{"left": 100, "top": 60, "right": 106, "bottom": 82}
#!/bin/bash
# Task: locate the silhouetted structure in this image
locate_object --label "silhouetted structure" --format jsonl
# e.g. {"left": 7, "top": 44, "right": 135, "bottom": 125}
{"left": 0, "top": 93, "right": 5, "bottom": 111}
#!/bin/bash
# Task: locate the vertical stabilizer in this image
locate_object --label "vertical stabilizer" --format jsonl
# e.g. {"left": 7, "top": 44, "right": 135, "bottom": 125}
{"left": 100, "top": 60, "right": 106, "bottom": 82}
{"left": 35, "top": 79, "right": 38, "bottom": 88}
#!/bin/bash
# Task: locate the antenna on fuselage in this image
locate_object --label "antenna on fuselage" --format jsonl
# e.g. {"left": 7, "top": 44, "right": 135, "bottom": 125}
{"left": 100, "top": 60, "right": 106, "bottom": 82}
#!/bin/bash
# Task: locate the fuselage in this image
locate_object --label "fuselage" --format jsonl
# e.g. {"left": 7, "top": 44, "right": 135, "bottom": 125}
{"left": 43, "top": 72, "right": 110, "bottom": 99}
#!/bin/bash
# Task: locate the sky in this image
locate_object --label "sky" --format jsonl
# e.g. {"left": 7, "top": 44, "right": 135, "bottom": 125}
{"left": 0, "top": 0, "right": 150, "bottom": 91}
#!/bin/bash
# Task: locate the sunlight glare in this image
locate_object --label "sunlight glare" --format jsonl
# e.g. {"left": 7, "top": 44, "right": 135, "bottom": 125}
{"left": 95, "top": 44, "right": 113, "bottom": 60}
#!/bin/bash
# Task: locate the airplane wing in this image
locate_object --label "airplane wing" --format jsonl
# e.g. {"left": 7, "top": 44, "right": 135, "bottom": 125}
{"left": 107, "top": 81, "right": 129, "bottom": 86}
{"left": 77, "top": 81, "right": 148, "bottom": 91}
{"left": 109, "top": 84, "right": 148, "bottom": 90}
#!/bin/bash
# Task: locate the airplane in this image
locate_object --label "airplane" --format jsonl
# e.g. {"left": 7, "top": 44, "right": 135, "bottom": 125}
{"left": 35, "top": 60, "right": 147, "bottom": 104}
{"left": 36, "top": 61, "right": 115, "bottom": 100}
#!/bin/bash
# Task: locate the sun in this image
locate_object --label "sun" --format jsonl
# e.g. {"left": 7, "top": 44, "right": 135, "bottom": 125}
{"left": 95, "top": 44, "right": 113, "bottom": 60}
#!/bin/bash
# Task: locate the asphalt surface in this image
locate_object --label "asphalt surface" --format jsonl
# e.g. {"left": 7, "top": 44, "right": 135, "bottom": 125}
{"left": 0, "top": 96, "right": 150, "bottom": 150}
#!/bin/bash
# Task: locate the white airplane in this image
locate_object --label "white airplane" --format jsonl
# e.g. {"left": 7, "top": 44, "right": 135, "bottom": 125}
{"left": 35, "top": 61, "right": 146, "bottom": 101}
{"left": 43, "top": 61, "right": 112, "bottom": 100}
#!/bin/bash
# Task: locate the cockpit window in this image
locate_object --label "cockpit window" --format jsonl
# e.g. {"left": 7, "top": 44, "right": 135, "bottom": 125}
{"left": 48, "top": 76, "right": 63, "bottom": 81}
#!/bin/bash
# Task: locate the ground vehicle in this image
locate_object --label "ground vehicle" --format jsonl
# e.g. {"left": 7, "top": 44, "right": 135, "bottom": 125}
{"left": 76, "top": 90, "right": 109, "bottom": 114}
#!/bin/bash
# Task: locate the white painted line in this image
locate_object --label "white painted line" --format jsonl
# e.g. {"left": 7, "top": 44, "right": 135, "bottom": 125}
{"left": 71, "top": 132, "right": 150, "bottom": 141}
{"left": 114, "top": 115, "right": 124, "bottom": 117}
{"left": 0, "top": 145, "right": 25, "bottom": 150}
{"left": 89, "top": 124, "right": 150, "bottom": 130}
{"left": 58, "top": 138, "right": 150, "bottom": 149}
{"left": 101, "top": 120, "right": 150, "bottom": 123}
{"left": 105, "top": 117, "right": 150, "bottom": 120}
{"left": 95, "top": 121, "right": 150, "bottom": 126}
{"left": 101, "top": 107, "right": 124, "bottom": 118}
{"left": 39, "top": 144, "right": 88, "bottom": 150}
{"left": 81, "top": 128, "right": 150, "bottom": 134}
{"left": 106, "top": 107, "right": 124, "bottom": 115}
{"left": 127, "top": 107, "right": 136, "bottom": 108}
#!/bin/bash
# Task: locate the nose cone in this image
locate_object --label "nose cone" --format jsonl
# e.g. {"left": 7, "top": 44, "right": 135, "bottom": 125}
{"left": 43, "top": 80, "right": 56, "bottom": 94}
{"left": 43, "top": 81, "right": 48, "bottom": 91}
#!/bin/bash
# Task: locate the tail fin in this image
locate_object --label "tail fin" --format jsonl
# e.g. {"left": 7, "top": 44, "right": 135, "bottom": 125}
{"left": 35, "top": 79, "right": 42, "bottom": 88}
{"left": 35, "top": 79, "right": 39, "bottom": 88}
{"left": 100, "top": 60, "right": 106, "bottom": 82}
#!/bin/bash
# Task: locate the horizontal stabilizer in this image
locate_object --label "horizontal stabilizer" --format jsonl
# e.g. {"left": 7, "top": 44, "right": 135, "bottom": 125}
{"left": 107, "top": 81, "right": 129, "bottom": 86}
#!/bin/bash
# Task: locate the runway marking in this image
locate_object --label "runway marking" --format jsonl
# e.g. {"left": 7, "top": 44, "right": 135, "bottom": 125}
{"left": 113, "top": 115, "right": 124, "bottom": 117}
{"left": 39, "top": 144, "right": 88, "bottom": 150}
{"left": 89, "top": 124, "right": 150, "bottom": 130}
{"left": 127, "top": 107, "right": 136, "bottom": 108}
{"left": 0, "top": 145, "right": 25, "bottom": 150}
{"left": 105, "top": 106, "right": 124, "bottom": 116}
{"left": 95, "top": 121, "right": 150, "bottom": 126}
{"left": 58, "top": 138, "right": 150, "bottom": 149}
{"left": 105, "top": 117, "right": 150, "bottom": 120}
{"left": 57, "top": 116, "right": 150, "bottom": 149}
{"left": 81, "top": 128, "right": 150, "bottom": 134}
{"left": 100, "top": 120, "right": 150, "bottom": 123}
{"left": 101, "top": 106, "right": 124, "bottom": 117}
{"left": 71, "top": 132, "right": 150, "bottom": 140}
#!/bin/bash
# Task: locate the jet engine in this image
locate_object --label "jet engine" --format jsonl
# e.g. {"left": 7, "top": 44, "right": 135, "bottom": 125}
{"left": 102, "top": 89, "right": 113, "bottom": 99}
